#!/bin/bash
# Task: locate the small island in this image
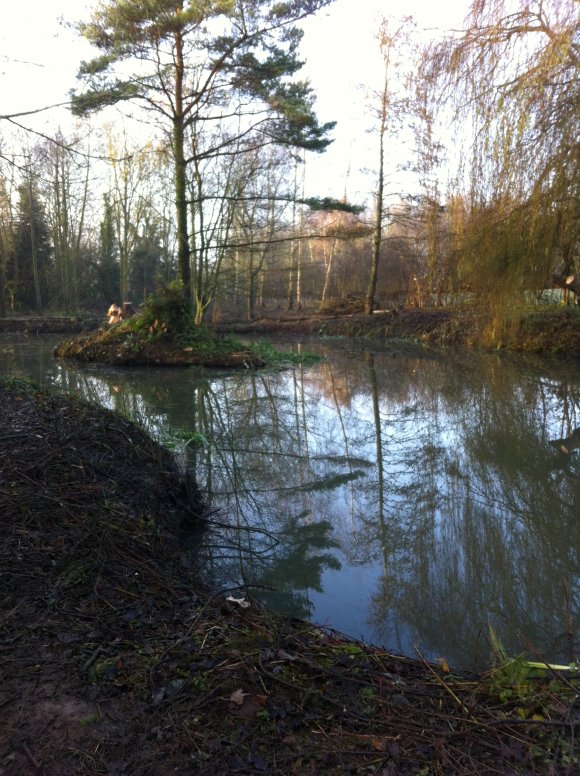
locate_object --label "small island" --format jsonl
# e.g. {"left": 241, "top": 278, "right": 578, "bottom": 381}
{"left": 54, "top": 285, "right": 268, "bottom": 369}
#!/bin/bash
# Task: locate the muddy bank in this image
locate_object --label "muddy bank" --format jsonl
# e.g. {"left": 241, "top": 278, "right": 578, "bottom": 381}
{"left": 220, "top": 308, "right": 473, "bottom": 344}
{"left": 0, "top": 315, "right": 101, "bottom": 335}
{"left": 5, "top": 306, "right": 580, "bottom": 363}
{"left": 1, "top": 379, "right": 577, "bottom": 774}
{"left": 220, "top": 307, "right": 580, "bottom": 357}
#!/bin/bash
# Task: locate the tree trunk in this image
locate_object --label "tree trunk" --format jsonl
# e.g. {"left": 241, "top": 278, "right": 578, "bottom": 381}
{"left": 173, "top": 28, "right": 191, "bottom": 302}
{"left": 287, "top": 158, "right": 299, "bottom": 310}
{"left": 0, "top": 268, "right": 6, "bottom": 317}
{"left": 320, "top": 238, "right": 337, "bottom": 308}
{"left": 365, "top": 68, "right": 387, "bottom": 316}
{"left": 247, "top": 248, "right": 255, "bottom": 321}
{"left": 552, "top": 263, "right": 580, "bottom": 302}
{"left": 365, "top": 145, "right": 383, "bottom": 314}
{"left": 28, "top": 180, "right": 42, "bottom": 313}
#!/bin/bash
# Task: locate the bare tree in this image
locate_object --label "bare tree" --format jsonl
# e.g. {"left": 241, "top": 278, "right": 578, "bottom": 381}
{"left": 72, "top": 1, "right": 335, "bottom": 314}
{"left": 37, "top": 128, "right": 92, "bottom": 310}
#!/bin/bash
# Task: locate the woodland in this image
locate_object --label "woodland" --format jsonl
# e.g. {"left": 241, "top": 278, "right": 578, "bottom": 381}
{"left": 0, "top": 0, "right": 577, "bottom": 349}
{"left": 1, "top": 3, "right": 579, "bottom": 771}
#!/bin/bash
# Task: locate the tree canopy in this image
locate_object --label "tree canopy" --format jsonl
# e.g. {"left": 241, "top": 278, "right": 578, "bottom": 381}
{"left": 420, "top": 0, "right": 579, "bottom": 305}
{"left": 1, "top": 1, "right": 578, "bottom": 322}
{"left": 71, "top": 0, "right": 336, "bottom": 316}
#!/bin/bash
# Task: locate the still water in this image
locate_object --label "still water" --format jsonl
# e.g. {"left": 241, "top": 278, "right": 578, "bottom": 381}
{"left": 1, "top": 333, "right": 579, "bottom": 671}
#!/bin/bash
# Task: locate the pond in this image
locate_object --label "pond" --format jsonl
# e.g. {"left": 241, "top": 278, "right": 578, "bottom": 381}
{"left": 1, "top": 332, "right": 579, "bottom": 671}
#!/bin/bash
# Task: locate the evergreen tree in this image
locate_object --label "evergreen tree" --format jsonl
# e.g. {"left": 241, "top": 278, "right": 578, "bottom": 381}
{"left": 97, "top": 193, "right": 120, "bottom": 304}
{"left": 71, "top": 0, "right": 335, "bottom": 321}
{"left": 11, "top": 181, "right": 53, "bottom": 311}
{"left": 130, "top": 221, "right": 164, "bottom": 303}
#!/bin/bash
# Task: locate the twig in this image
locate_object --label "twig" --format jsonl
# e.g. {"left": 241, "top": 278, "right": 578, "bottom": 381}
{"left": 22, "top": 742, "right": 41, "bottom": 770}
{"left": 415, "top": 647, "right": 474, "bottom": 718}
{"left": 82, "top": 645, "right": 105, "bottom": 673}
{"left": 148, "top": 585, "right": 251, "bottom": 688}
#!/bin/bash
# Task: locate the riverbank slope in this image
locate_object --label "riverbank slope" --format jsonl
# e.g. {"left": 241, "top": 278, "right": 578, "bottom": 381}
{"left": 219, "top": 306, "right": 580, "bottom": 358}
{"left": 48, "top": 306, "right": 580, "bottom": 366}
{"left": 4, "top": 306, "right": 580, "bottom": 363}
{"left": 1, "top": 379, "right": 577, "bottom": 774}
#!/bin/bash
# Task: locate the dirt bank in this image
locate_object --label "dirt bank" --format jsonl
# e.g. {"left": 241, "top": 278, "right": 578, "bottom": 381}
{"left": 5, "top": 305, "right": 580, "bottom": 364}
{"left": 219, "top": 307, "right": 580, "bottom": 358}
{"left": 0, "top": 315, "right": 101, "bottom": 335}
{"left": 1, "top": 379, "right": 577, "bottom": 774}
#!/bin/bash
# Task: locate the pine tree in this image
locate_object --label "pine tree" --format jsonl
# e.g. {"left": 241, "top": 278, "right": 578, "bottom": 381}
{"left": 97, "top": 193, "right": 120, "bottom": 305}
{"left": 71, "top": 0, "right": 335, "bottom": 320}
{"left": 11, "top": 181, "right": 53, "bottom": 311}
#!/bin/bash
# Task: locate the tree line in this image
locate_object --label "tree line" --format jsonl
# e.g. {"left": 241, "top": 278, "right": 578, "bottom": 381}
{"left": 0, "top": 0, "right": 577, "bottom": 322}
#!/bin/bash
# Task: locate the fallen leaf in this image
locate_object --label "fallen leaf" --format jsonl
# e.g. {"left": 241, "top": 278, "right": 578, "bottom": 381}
{"left": 228, "top": 693, "right": 268, "bottom": 720}
{"left": 226, "top": 595, "right": 250, "bottom": 608}
{"left": 230, "top": 688, "right": 246, "bottom": 706}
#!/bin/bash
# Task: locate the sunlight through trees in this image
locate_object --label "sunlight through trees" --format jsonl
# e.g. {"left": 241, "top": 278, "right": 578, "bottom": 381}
{"left": 0, "top": 0, "right": 577, "bottom": 324}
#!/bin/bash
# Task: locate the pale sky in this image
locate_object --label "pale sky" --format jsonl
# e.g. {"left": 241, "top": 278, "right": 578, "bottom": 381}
{"left": 0, "top": 0, "right": 469, "bottom": 201}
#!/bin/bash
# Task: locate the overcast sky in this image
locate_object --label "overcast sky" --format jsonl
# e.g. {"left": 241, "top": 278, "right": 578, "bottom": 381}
{"left": 1, "top": 0, "right": 468, "bottom": 201}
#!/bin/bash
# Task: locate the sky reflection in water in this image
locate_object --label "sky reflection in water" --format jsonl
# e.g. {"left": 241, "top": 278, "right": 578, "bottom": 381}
{"left": 1, "top": 334, "right": 578, "bottom": 671}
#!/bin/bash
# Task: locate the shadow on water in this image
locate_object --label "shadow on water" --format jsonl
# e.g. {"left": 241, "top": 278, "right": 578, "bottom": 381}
{"left": 1, "top": 333, "right": 579, "bottom": 671}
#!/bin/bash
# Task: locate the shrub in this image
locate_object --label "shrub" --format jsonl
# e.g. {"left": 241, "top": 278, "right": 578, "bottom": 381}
{"left": 134, "top": 282, "right": 193, "bottom": 337}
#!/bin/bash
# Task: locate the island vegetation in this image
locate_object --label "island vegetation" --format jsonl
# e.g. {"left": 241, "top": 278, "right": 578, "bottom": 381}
{"left": 53, "top": 282, "right": 272, "bottom": 368}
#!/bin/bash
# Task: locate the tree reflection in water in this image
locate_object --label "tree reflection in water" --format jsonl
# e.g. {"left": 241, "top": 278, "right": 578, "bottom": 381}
{"left": 2, "top": 335, "right": 578, "bottom": 670}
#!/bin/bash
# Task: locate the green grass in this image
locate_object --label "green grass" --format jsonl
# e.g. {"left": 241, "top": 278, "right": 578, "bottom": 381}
{"left": 248, "top": 338, "right": 321, "bottom": 366}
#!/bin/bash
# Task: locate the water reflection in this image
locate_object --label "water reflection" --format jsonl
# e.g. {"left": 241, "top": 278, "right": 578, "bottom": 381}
{"left": 1, "top": 333, "right": 578, "bottom": 670}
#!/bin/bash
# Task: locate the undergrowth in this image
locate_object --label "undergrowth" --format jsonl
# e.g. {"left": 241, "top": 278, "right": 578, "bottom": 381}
{"left": 115, "top": 284, "right": 321, "bottom": 365}
{"left": 248, "top": 338, "right": 321, "bottom": 366}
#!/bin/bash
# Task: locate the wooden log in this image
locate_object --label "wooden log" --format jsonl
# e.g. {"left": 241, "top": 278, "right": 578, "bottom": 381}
{"left": 551, "top": 264, "right": 580, "bottom": 302}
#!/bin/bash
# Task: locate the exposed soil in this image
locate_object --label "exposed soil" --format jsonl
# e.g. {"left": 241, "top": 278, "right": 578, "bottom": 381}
{"left": 1, "top": 379, "right": 578, "bottom": 774}
{"left": 218, "top": 306, "right": 580, "bottom": 358}
{"left": 0, "top": 316, "right": 101, "bottom": 335}
{"left": 219, "top": 307, "right": 474, "bottom": 341}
